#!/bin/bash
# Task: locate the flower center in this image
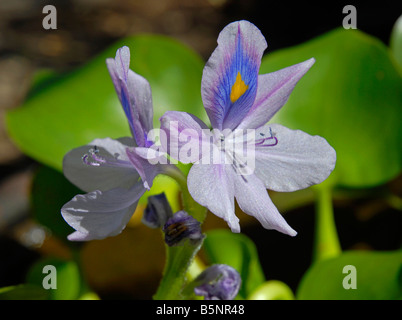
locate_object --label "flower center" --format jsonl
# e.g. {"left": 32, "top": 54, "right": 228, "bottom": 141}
{"left": 211, "top": 127, "right": 278, "bottom": 178}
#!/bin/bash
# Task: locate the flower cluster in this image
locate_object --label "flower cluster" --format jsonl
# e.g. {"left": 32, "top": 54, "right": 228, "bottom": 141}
{"left": 62, "top": 20, "right": 335, "bottom": 241}
{"left": 60, "top": 20, "right": 336, "bottom": 300}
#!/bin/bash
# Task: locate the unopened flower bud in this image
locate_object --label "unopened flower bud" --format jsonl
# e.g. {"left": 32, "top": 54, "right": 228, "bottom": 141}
{"left": 163, "top": 211, "right": 204, "bottom": 246}
{"left": 194, "top": 264, "right": 241, "bottom": 300}
{"left": 142, "top": 193, "right": 173, "bottom": 229}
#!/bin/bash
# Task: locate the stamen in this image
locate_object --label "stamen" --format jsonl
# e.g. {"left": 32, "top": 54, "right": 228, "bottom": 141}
{"left": 82, "top": 146, "right": 133, "bottom": 169}
{"left": 214, "top": 133, "right": 253, "bottom": 179}
{"left": 82, "top": 154, "right": 101, "bottom": 167}
{"left": 230, "top": 152, "right": 250, "bottom": 182}
{"left": 231, "top": 163, "right": 249, "bottom": 183}
{"left": 89, "top": 146, "right": 107, "bottom": 164}
{"left": 255, "top": 127, "right": 278, "bottom": 147}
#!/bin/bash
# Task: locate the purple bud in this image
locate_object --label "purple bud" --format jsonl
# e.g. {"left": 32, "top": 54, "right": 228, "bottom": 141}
{"left": 142, "top": 193, "right": 173, "bottom": 229}
{"left": 163, "top": 211, "right": 204, "bottom": 246}
{"left": 194, "top": 264, "right": 241, "bottom": 300}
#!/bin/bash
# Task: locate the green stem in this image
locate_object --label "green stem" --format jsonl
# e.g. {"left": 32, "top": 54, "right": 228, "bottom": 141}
{"left": 313, "top": 185, "right": 341, "bottom": 261}
{"left": 163, "top": 166, "right": 207, "bottom": 222}
{"left": 153, "top": 240, "right": 204, "bottom": 300}
{"left": 153, "top": 166, "right": 207, "bottom": 300}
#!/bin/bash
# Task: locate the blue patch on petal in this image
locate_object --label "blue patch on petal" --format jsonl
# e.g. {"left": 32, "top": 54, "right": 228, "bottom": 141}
{"left": 120, "top": 87, "right": 133, "bottom": 127}
{"left": 217, "top": 25, "right": 259, "bottom": 129}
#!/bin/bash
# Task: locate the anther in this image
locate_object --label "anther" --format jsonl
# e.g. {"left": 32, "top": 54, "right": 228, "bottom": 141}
{"left": 82, "top": 146, "right": 132, "bottom": 168}
{"left": 255, "top": 127, "right": 278, "bottom": 147}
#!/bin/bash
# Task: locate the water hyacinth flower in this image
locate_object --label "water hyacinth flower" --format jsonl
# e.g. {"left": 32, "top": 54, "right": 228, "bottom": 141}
{"left": 163, "top": 211, "right": 204, "bottom": 247}
{"left": 193, "top": 264, "right": 241, "bottom": 300}
{"left": 160, "top": 20, "right": 336, "bottom": 235}
{"left": 61, "top": 46, "right": 172, "bottom": 241}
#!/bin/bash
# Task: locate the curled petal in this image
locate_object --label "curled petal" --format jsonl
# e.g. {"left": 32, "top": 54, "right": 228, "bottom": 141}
{"left": 127, "top": 69, "right": 154, "bottom": 144}
{"left": 106, "top": 46, "right": 153, "bottom": 147}
{"left": 254, "top": 124, "right": 336, "bottom": 192}
{"left": 142, "top": 193, "right": 173, "bottom": 229}
{"left": 238, "top": 58, "right": 315, "bottom": 130}
{"left": 106, "top": 47, "right": 135, "bottom": 129}
{"left": 63, "top": 137, "right": 138, "bottom": 192}
{"left": 61, "top": 182, "right": 146, "bottom": 241}
{"left": 106, "top": 46, "right": 130, "bottom": 100}
{"left": 126, "top": 147, "right": 169, "bottom": 190}
{"left": 201, "top": 20, "right": 267, "bottom": 130}
{"left": 229, "top": 168, "right": 297, "bottom": 236}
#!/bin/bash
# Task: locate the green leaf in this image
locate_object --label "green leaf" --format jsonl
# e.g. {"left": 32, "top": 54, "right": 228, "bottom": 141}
{"left": 248, "top": 280, "right": 295, "bottom": 300}
{"left": 0, "top": 284, "right": 49, "bottom": 300}
{"left": 297, "top": 250, "right": 402, "bottom": 300}
{"left": 31, "top": 165, "right": 79, "bottom": 240}
{"left": 260, "top": 28, "right": 402, "bottom": 188}
{"left": 6, "top": 34, "right": 206, "bottom": 171}
{"left": 202, "top": 229, "right": 265, "bottom": 299}
{"left": 390, "top": 15, "right": 402, "bottom": 73}
{"left": 26, "top": 257, "right": 81, "bottom": 300}
{"left": 139, "top": 174, "right": 182, "bottom": 215}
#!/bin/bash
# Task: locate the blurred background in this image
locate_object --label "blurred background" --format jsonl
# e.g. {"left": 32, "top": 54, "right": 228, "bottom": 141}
{"left": 0, "top": 0, "right": 401, "bottom": 299}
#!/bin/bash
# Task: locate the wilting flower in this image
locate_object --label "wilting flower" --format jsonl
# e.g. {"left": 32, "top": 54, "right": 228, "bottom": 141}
{"left": 142, "top": 193, "right": 173, "bottom": 229}
{"left": 61, "top": 46, "right": 171, "bottom": 241}
{"left": 193, "top": 264, "right": 241, "bottom": 300}
{"left": 160, "top": 20, "right": 336, "bottom": 235}
{"left": 163, "top": 211, "right": 204, "bottom": 247}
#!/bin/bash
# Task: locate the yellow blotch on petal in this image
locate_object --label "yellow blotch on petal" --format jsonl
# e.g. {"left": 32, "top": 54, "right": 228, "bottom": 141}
{"left": 230, "top": 72, "right": 248, "bottom": 103}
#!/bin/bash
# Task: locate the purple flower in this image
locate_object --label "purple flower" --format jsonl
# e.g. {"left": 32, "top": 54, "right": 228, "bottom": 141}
{"left": 163, "top": 211, "right": 204, "bottom": 247}
{"left": 106, "top": 46, "right": 169, "bottom": 190}
{"left": 193, "top": 264, "right": 241, "bottom": 300}
{"left": 61, "top": 47, "right": 172, "bottom": 241}
{"left": 160, "top": 20, "right": 336, "bottom": 235}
